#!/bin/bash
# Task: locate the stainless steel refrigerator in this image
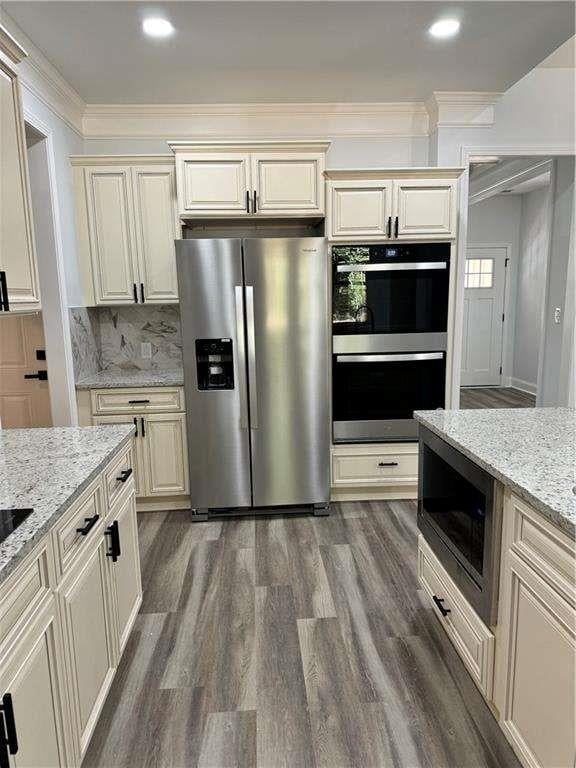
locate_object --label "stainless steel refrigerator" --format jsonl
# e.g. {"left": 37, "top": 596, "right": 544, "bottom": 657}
{"left": 176, "top": 237, "right": 330, "bottom": 519}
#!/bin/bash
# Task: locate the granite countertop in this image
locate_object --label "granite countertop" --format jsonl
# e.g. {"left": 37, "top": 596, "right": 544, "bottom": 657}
{"left": 76, "top": 368, "right": 184, "bottom": 389}
{"left": 0, "top": 425, "right": 135, "bottom": 583}
{"left": 415, "top": 407, "right": 575, "bottom": 537}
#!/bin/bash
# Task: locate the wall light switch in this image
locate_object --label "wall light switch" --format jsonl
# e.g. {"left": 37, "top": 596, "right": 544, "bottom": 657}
{"left": 141, "top": 342, "right": 152, "bottom": 359}
{"left": 554, "top": 307, "right": 562, "bottom": 324}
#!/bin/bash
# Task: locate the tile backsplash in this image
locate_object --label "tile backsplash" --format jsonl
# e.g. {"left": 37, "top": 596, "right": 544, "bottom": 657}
{"left": 69, "top": 305, "right": 183, "bottom": 381}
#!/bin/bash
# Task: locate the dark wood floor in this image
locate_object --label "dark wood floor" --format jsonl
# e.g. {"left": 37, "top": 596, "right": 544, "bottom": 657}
{"left": 85, "top": 503, "right": 520, "bottom": 768}
{"left": 460, "top": 386, "right": 536, "bottom": 409}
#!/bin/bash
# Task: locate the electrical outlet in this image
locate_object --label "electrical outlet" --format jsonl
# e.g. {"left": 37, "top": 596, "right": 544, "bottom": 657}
{"left": 554, "top": 307, "right": 562, "bottom": 324}
{"left": 141, "top": 342, "right": 152, "bottom": 359}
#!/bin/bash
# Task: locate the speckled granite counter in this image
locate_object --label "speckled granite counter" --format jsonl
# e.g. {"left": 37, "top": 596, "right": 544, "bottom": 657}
{"left": 76, "top": 368, "right": 184, "bottom": 389}
{"left": 0, "top": 425, "right": 135, "bottom": 583}
{"left": 415, "top": 407, "right": 575, "bottom": 537}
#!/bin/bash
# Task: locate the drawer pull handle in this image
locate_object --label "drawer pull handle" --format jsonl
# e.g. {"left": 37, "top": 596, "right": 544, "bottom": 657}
{"left": 432, "top": 595, "right": 451, "bottom": 617}
{"left": 105, "top": 520, "right": 121, "bottom": 563}
{"left": 378, "top": 461, "right": 398, "bottom": 467}
{"left": 116, "top": 468, "right": 133, "bottom": 483}
{"left": 128, "top": 399, "right": 150, "bottom": 404}
{"left": 76, "top": 514, "right": 100, "bottom": 536}
{"left": 0, "top": 693, "right": 18, "bottom": 757}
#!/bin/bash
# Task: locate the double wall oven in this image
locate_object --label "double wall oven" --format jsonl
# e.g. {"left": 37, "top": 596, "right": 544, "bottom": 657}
{"left": 332, "top": 243, "right": 450, "bottom": 442}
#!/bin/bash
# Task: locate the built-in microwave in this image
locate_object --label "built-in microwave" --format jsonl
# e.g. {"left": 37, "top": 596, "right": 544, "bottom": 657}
{"left": 332, "top": 242, "right": 450, "bottom": 339}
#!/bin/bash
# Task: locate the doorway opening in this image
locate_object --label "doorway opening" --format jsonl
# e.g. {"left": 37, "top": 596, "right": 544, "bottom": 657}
{"left": 459, "top": 155, "right": 575, "bottom": 409}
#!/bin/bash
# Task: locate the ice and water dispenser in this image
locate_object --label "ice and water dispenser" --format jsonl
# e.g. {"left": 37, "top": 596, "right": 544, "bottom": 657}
{"left": 195, "top": 339, "right": 234, "bottom": 390}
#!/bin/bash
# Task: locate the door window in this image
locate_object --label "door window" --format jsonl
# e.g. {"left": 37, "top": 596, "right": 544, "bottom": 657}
{"left": 465, "top": 258, "right": 494, "bottom": 289}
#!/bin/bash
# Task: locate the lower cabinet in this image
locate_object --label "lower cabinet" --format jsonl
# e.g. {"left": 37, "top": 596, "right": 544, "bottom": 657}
{"left": 495, "top": 493, "right": 575, "bottom": 768}
{"left": 142, "top": 412, "right": 189, "bottom": 497}
{"left": 0, "top": 599, "right": 71, "bottom": 767}
{"left": 331, "top": 442, "right": 418, "bottom": 501}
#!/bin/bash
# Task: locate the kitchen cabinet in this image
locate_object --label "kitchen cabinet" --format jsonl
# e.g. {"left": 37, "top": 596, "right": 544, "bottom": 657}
{"left": 90, "top": 387, "right": 189, "bottom": 508}
{"left": 72, "top": 157, "right": 179, "bottom": 305}
{"left": 0, "top": 28, "right": 41, "bottom": 312}
{"left": 325, "top": 169, "right": 462, "bottom": 242}
{"left": 169, "top": 141, "right": 329, "bottom": 218}
{"left": 495, "top": 492, "right": 575, "bottom": 768}
{"left": 331, "top": 442, "right": 418, "bottom": 501}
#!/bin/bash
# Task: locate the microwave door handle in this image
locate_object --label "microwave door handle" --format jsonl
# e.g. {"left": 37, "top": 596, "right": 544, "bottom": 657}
{"left": 235, "top": 286, "right": 249, "bottom": 430}
{"left": 336, "top": 262, "right": 447, "bottom": 273}
{"left": 336, "top": 352, "right": 444, "bottom": 363}
{"left": 245, "top": 286, "right": 258, "bottom": 430}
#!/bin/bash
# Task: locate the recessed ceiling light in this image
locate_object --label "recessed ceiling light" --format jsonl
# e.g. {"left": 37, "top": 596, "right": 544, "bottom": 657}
{"left": 142, "top": 17, "right": 174, "bottom": 39}
{"left": 429, "top": 18, "right": 461, "bottom": 39}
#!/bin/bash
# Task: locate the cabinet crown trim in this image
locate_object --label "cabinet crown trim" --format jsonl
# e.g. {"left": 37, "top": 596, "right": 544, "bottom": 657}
{"left": 325, "top": 167, "right": 465, "bottom": 181}
{"left": 0, "top": 23, "right": 27, "bottom": 64}
{"left": 168, "top": 139, "right": 331, "bottom": 154}
{"left": 70, "top": 154, "right": 175, "bottom": 167}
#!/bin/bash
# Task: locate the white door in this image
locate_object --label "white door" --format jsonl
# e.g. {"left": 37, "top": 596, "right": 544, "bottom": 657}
{"left": 141, "top": 412, "right": 189, "bottom": 497}
{"left": 328, "top": 181, "right": 393, "bottom": 240}
{"left": 84, "top": 167, "right": 139, "bottom": 304}
{"left": 393, "top": 179, "right": 456, "bottom": 239}
{"left": 0, "top": 62, "right": 40, "bottom": 310}
{"left": 0, "top": 602, "right": 70, "bottom": 767}
{"left": 107, "top": 491, "right": 142, "bottom": 654}
{"left": 251, "top": 154, "right": 324, "bottom": 215}
{"left": 131, "top": 166, "right": 180, "bottom": 303}
{"left": 461, "top": 247, "right": 507, "bottom": 386}
{"left": 176, "top": 154, "right": 251, "bottom": 215}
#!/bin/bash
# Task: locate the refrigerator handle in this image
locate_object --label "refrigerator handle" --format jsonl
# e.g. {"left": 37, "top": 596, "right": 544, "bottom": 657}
{"left": 234, "top": 286, "right": 249, "bottom": 430}
{"left": 245, "top": 285, "right": 258, "bottom": 429}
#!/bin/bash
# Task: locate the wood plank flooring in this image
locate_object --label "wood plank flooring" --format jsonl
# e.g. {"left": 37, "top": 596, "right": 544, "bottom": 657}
{"left": 460, "top": 386, "right": 536, "bottom": 409}
{"left": 84, "top": 503, "right": 521, "bottom": 768}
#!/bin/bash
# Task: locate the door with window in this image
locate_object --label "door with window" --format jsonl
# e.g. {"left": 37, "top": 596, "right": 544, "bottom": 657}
{"left": 461, "top": 247, "right": 507, "bottom": 386}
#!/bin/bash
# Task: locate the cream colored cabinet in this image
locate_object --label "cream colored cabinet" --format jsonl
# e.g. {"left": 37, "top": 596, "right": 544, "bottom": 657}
{"left": 0, "top": 33, "right": 41, "bottom": 312}
{"left": 495, "top": 493, "right": 575, "bottom": 768}
{"left": 141, "top": 412, "right": 189, "bottom": 497}
{"left": 92, "top": 414, "right": 146, "bottom": 497}
{"left": 0, "top": 599, "right": 70, "bottom": 767}
{"left": 57, "top": 536, "right": 116, "bottom": 759}
{"left": 331, "top": 442, "right": 418, "bottom": 501}
{"left": 325, "top": 169, "right": 462, "bottom": 242}
{"left": 106, "top": 490, "right": 142, "bottom": 656}
{"left": 169, "top": 141, "right": 329, "bottom": 219}
{"left": 73, "top": 157, "right": 179, "bottom": 306}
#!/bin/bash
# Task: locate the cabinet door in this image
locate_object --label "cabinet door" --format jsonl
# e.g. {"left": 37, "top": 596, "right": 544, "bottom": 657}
{"left": 58, "top": 537, "right": 116, "bottom": 758}
{"left": 497, "top": 551, "right": 575, "bottom": 768}
{"left": 92, "top": 414, "right": 145, "bottom": 497}
{"left": 131, "top": 166, "right": 179, "bottom": 303}
{"left": 0, "top": 601, "right": 70, "bottom": 767}
{"left": 84, "top": 167, "right": 139, "bottom": 304}
{"left": 0, "top": 61, "right": 40, "bottom": 310}
{"left": 176, "top": 153, "right": 251, "bottom": 215}
{"left": 251, "top": 154, "right": 324, "bottom": 215}
{"left": 327, "top": 181, "right": 393, "bottom": 240}
{"left": 107, "top": 491, "right": 142, "bottom": 655}
{"left": 141, "top": 412, "right": 189, "bottom": 497}
{"left": 393, "top": 179, "right": 457, "bottom": 238}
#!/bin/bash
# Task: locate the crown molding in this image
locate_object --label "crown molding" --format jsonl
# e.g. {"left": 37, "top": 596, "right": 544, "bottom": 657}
{"left": 426, "top": 91, "right": 502, "bottom": 131}
{"left": 83, "top": 102, "right": 430, "bottom": 139}
{"left": 168, "top": 139, "right": 331, "bottom": 154}
{"left": 0, "top": 23, "right": 27, "bottom": 64}
{"left": 325, "top": 166, "right": 465, "bottom": 181}
{"left": 0, "top": 11, "right": 85, "bottom": 135}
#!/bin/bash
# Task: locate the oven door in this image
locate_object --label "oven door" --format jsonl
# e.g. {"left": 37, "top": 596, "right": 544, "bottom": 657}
{"left": 333, "top": 258, "right": 449, "bottom": 335}
{"left": 333, "top": 351, "right": 446, "bottom": 442}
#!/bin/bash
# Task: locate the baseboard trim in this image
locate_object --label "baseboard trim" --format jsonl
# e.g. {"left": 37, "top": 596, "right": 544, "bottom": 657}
{"left": 509, "top": 377, "right": 537, "bottom": 396}
{"left": 136, "top": 496, "right": 191, "bottom": 512}
{"left": 331, "top": 485, "right": 417, "bottom": 502}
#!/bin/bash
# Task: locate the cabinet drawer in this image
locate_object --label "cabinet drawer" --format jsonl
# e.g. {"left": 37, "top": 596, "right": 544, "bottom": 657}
{"left": 332, "top": 445, "right": 418, "bottom": 486}
{"left": 418, "top": 535, "right": 495, "bottom": 698}
{"left": 91, "top": 387, "right": 184, "bottom": 414}
{"left": 103, "top": 444, "right": 135, "bottom": 510}
{"left": 52, "top": 478, "right": 105, "bottom": 577}
{"left": 506, "top": 492, "right": 575, "bottom": 605}
{"left": 0, "top": 543, "right": 53, "bottom": 647}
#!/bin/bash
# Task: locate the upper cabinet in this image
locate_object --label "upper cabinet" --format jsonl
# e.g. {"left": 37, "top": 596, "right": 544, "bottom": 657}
{"left": 168, "top": 141, "right": 329, "bottom": 219}
{"left": 73, "top": 157, "right": 180, "bottom": 305}
{"left": 0, "top": 27, "right": 41, "bottom": 312}
{"left": 325, "top": 168, "right": 463, "bottom": 242}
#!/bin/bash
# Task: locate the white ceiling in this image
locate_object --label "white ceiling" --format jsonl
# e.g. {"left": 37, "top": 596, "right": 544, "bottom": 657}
{"left": 3, "top": 1, "right": 575, "bottom": 104}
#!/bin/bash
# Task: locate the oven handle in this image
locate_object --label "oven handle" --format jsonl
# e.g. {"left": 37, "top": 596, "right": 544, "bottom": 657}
{"left": 336, "top": 262, "right": 447, "bottom": 273}
{"left": 336, "top": 352, "right": 444, "bottom": 363}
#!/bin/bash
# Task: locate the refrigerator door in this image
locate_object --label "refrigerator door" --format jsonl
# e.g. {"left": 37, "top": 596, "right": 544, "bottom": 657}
{"left": 243, "top": 237, "right": 330, "bottom": 507}
{"left": 176, "top": 239, "right": 252, "bottom": 509}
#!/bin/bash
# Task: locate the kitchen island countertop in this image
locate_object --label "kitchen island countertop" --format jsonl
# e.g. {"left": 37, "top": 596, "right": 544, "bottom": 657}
{"left": 414, "top": 407, "right": 575, "bottom": 537}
